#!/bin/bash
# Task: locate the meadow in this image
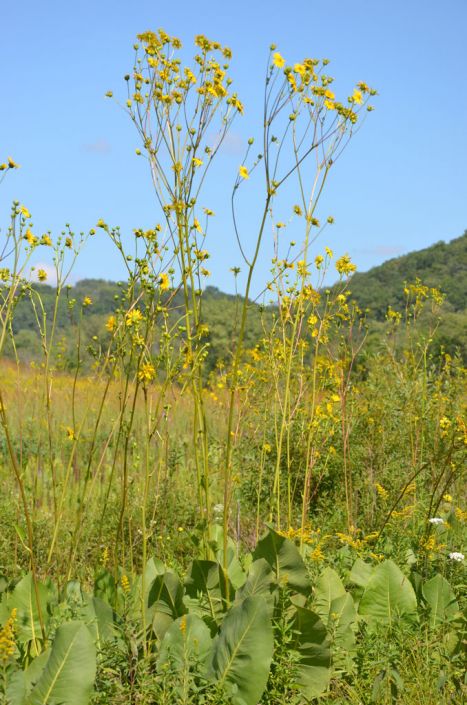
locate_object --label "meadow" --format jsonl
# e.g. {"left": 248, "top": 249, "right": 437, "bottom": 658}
{"left": 0, "top": 29, "right": 465, "bottom": 705}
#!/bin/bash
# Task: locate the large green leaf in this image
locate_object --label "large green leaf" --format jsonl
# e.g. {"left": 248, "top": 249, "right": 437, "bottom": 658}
{"left": 127, "top": 557, "right": 166, "bottom": 626}
{"left": 236, "top": 558, "right": 277, "bottom": 613}
{"left": 291, "top": 607, "right": 331, "bottom": 699}
{"left": 93, "top": 570, "right": 116, "bottom": 606}
{"left": 314, "top": 567, "right": 346, "bottom": 617}
{"left": 208, "top": 525, "right": 246, "bottom": 590}
{"left": 422, "top": 574, "right": 459, "bottom": 628}
{"left": 210, "top": 596, "right": 273, "bottom": 705}
{"left": 314, "top": 568, "right": 357, "bottom": 652}
{"left": 80, "top": 595, "right": 116, "bottom": 645}
{"left": 253, "top": 528, "right": 310, "bottom": 595}
{"left": 0, "top": 573, "right": 50, "bottom": 651}
{"left": 359, "top": 560, "right": 418, "bottom": 627}
{"left": 147, "top": 572, "right": 185, "bottom": 640}
{"left": 6, "top": 650, "right": 50, "bottom": 705}
{"left": 27, "top": 621, "right": 96, "bottom": 705}
{"left": 158, "top": 614, "right": 212, "bottom": 675}
{"left": 185, "top": 560, "right": 233, "bottom": 630}
{"left": 349, "top": 558, "right": 373, "bottom": 588}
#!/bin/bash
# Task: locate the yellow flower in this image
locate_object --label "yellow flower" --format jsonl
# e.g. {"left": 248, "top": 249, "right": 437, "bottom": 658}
{"left": 159, "top": 273, "right": 170, "bottom": 291}
{"left": 8, "top": 157, "right": 19, "bottom": 169}
{"left": 96, "top": 218, "right": 107, "bottom": 229}
{"left": 105, "top": 315, "right": 116, "bottom": 332}
{"left": 24, "top": 229, "right": 37, "bottom": 245}
{"left": 375, "top": 483, "right": 388, "bottom": 501}
{"left": 294, "top": 63, "right": 306, "bottom": 76}
{"left": 101, "top": 547, "right": 109, "bottom": 567}
{"left": 138, "top": 362, "right": 156, "bottom": 383}
{"left": 192, "top": 157, "right": 203, "bottom": 167}
{"left": 324, "top": 99, "right": 335, "bottom": 110}
{"left": 351, "top": 89, "right": 363, "bottom": 105}
{"left": 66, "top": 426, "right": 76, "bottom": 441}
{"left": 37, "top": 269, "right": 47, "bottom": 282}
{"left": 310, "top": 545, "right": 324, "bottom": 561}
{"left": 121, "top": 574, "right": 130, "bottom": 594}
{"left": 19, "top": 205, "right": 31, "bottom": 218}
{"left": 272, "top": 52, "right": 285, "bottom": 68}
{"left": 193, "top": 218, "right": 203, "bottom": 233}
{"left": 335, "top": 254, "right": 356, "bottom": 276}
{"left": 41, "top": 234, "right": 52, "bottom": 246}
{"left": 126, "top": 309, "right": 143, "bottom": 326}
{"left": 83, "top": 296, "right": 93, "bottom": 307}
{"left": 239, "top": 165, "right": 249, "bottom": 180}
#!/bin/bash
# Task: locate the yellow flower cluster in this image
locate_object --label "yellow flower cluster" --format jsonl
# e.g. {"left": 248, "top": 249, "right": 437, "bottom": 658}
{"left": 335, "top": 254, "right": 357, "bottom": 276}
{"left": 133, "top": 29, "right": 242, "bottom": 114}
{"left": 121, "top": 574, "right": 130, "bottom": 594}
{"left": 391, "top": 504, "right": 415, "bottom": 519}
{"left": 0, "top": 609, "right": 17, "bottom": 663}
{"left": 269, "top": 49, "right": 375, "bottom": 125}
{"left": 375, "top": 482, "right": 388, "bottom": 501}
{"left": 419, "top": 534, "right": 445, "bottom": 556}
{"left": 0, "top": 156, "right": 19, "bottom": 170}
{"left": 101, "top": 547, "right": 109, "bottom": 567}
{"left": 335, "top": 530, "right": 364, "bottom": 550}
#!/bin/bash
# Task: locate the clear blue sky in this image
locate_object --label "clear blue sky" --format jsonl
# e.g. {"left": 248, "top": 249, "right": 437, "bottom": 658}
{"left": 1, "top": 0, "right": 466, "bottom": 292}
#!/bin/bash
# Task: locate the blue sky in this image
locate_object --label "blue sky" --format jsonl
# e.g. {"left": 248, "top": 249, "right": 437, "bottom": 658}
{"left": 1, "top": 0, "right": 466, "bottom": 293}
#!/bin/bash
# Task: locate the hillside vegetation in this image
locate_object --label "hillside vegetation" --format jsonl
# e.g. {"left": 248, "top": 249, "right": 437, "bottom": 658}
{"left": 6, "top": 231, "right": 467, "bottom": 367}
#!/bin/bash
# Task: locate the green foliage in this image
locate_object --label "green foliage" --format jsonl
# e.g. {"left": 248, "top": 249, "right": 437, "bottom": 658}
{"left": 0, "top": 528, "right": 465, "bottom": 705}
{"left": 422, "top": 574, "right": 460, "bottom": 628}
{"left": 359, "top": 560, "right": 418, "bottom": 627}
{"left": 253, "top": 528, "right": 310, "bottom": 595}
{"left": 210, "top": 596, "right": 274, "bottom": 705}
{"left": 27, "top": 622, "right": 96, "bottom": 705}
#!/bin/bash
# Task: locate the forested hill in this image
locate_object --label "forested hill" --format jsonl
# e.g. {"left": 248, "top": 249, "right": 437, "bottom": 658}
{"left": 3, "top": 230, "right": 467, "bottom": 365}
{"left": 345, "top": 231, "right": 466, "bottom": 318}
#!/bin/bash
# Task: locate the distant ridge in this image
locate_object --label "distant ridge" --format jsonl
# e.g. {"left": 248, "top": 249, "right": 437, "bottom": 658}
{"left": 346, "top": 231, "right": 467, "bottom": 318}
{"left": 4, "top": 230, "right": 467, "bottom": 364}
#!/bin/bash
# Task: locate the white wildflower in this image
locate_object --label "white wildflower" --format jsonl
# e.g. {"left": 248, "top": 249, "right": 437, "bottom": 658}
{"left": 448, "top": 552, "right": 464, "bottom": 562}
{"left": 428, "top": 517, "right": 444, "bottom": 525}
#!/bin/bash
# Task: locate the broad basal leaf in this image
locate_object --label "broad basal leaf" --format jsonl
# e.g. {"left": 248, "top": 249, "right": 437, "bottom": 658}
{"left": 291, "top": 606, "right": 331, "bottom": 699}
{"left": 422, "top": 574, "right": 459, "bottom": 628}
{"left": 359, "top": 560, "right": 418, "bottom": 627}
{"left": 210, "top": 596, "right": 273, "bottom": 705}
{"left": 253, "top": 527, "right": 310, "bottom": 595}
{"left": 27, "top": 621, "right": 96, "bottom": 705}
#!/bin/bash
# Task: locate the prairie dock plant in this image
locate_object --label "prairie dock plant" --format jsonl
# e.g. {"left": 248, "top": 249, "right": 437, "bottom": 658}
{"left": 0, "top": 27, "right": 466, "bottom": 705}
{"left": 110, "top": 30, "right": 376, "bottom": 577}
